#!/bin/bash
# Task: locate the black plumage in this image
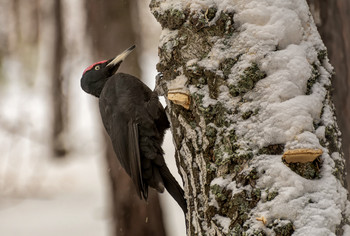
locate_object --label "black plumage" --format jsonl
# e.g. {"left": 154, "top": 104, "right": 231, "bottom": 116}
{"left": 80, "top": 46, "right": 187, "bottom": 213}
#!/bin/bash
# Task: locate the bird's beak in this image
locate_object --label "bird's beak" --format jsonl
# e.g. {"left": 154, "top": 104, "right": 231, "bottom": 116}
{"left": 106, "top": 45, "right": 136, "bottom": 74}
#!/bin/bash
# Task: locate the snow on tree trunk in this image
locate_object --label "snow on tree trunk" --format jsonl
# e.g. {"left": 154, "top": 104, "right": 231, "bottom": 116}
{"left": 151, "top": 0, "right": 350, "bottom": 235}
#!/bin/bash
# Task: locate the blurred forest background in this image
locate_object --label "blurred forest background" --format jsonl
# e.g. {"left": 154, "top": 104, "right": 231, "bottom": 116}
{"left": 0, "top": 0, "right": 348, "bottom": 236}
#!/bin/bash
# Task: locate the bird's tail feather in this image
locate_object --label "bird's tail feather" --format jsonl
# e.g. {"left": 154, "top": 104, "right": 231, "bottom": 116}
{"left": 159, "top": 165, "right": 187, "bottom": 213}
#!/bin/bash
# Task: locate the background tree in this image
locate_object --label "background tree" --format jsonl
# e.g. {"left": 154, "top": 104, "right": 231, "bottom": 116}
{"left": 51, "top": 0, "right": 67, "bottom": 157}
{"left": 307, "top": 0, "right": 350, "bottom": 188}
{"left": 85, "top": 0, "right": 166, "bottom": 235}
{"left": 151, "top": 0, "right": 350, "bottom": 235}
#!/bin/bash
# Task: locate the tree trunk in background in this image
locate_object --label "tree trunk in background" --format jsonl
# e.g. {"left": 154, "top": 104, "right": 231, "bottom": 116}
{"left": 51, "top": 0, "right": 67, "bottom": 157}
{"left": 151, "top": 0, "right": 349, "bottom": 235}
{"left": 307, "top": 0, "right": 350, "bottom": 190}
{"left": 85, "top": 1, "right": 166, "bottom": 235}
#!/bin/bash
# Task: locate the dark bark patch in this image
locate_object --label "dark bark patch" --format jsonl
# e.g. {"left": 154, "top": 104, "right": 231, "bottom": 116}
{"left": 283, "top": 158, "right": 322, "bottom": 179}
{"left": 210, "top": 185, "right": 261, "bottom": 233}
{"left": 229, "top": 152, "right": 254, "bottom": 175}
{"left": 206, "top": 7, "right": 217, "bottom": 21}
{"left": 184, "top": 64, "right": 207, "bottom": 85}
{"left": 250, "top": 230, "right": 267, "bottom": 236}
{"left": 317, "top": 49, "right": 328, "bottom": 62}
{"left": 195, "top": 101, "right": 228, "bottom": 127}
{"left": 325, "top": 124, "right": 340, "bottom": 154}
{"left": 207, "top": 70, "right": 224, "bottom": 99}
{"left": 219, "top": 55, "right": 241, "bottom": 77}
{"left": 335, "top": 215, "right": 350, "bottom": 236}
{"left": 214, "top": 151, "right": 252, "bottom": 172}
{"left": 229, "top": 63, "right": 266, "bottom": 97}
{"left": 185, "top": 64, "right": 225, "bottom": 99}
{"left": 230, "top": 190, "right": 261, "bottom": 230}
{"left": 306, "top": 63, "right": 320, "bottom": 95}
{"left": 205, "top": 126, "right": 217, "bottom": 162}
{"left": 269, "top": 221, "right": 295, "bottom": 236}
{"left": 189, "top": 10, "right": 235, "bottom": 37}
{"left": 152, "top": 8, "right": 189, "bottom": 30}
{"left": 333, "top": 159, "right": 346, "bottom": 186}
{"left": 258, "top": 144, "right": 285, "bottom": 155}
{"left": 266, "top": 189, "right": 279, "bottom": 201}
{"left": 242, "top": 110, "right": 254, "bottom": 120}
{"left": 156, "top": 61, "right": 180, "bottom": 82}
{"left": 170, "top": 115, "right": 184, "bottom": 149}
{"left": 236, "top": 168, "right": 258, "bottom": 187}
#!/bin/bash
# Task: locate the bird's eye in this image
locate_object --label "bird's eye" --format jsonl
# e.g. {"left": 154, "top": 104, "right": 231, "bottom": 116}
{"left": 95, "top": 65, "right": 100, "bottom": 70}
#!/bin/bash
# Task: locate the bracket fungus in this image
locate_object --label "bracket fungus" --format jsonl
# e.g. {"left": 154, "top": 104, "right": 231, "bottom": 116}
{"left": 282, "top": 149, "right": 323, "bottom": 163}
{"left": 168, "top": 92, "right": 190, "bottom": 109}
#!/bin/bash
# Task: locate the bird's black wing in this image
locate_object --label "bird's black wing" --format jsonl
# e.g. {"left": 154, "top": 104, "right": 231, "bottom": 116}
{"left": 127, "top": 120, "right": 147, "bottom": 199}
{"left": 99, "top": 97, "right": 146, "bottom": 199}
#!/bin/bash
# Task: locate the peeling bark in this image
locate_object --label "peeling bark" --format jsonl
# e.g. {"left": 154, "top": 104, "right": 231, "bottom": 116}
{"left": 151, "top": 0, "right": 350, "bottom": 235}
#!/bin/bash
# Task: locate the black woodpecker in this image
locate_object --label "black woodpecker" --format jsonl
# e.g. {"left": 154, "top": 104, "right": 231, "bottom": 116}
{"left": 80, "top": 45, "right": 187, "bottom": 213}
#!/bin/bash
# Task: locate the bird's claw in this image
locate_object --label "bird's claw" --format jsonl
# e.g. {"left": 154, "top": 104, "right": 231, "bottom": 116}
{"left": 154, "top": 73, "right": 165, "bottom": 96}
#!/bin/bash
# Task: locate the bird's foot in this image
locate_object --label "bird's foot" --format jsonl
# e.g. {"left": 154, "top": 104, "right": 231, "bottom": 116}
{"left": 154, "top": 73, "right": 166, "bottom": 96}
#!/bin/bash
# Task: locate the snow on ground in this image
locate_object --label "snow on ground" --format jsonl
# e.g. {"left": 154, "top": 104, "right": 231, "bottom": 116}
{"left": 0, "top": 153, "right": 111, "bottom": 236}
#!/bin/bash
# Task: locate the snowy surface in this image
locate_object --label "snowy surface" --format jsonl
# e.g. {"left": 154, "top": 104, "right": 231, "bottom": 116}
{"left": 154, "top": 0, "right": 350, "bottom": 235}
{"left": 250, "top": 154, "right": 348, "bottom": 235}
{"left": 213, "top": 214, "right": 231, "bottom": 234}
{"left": 0, "top": 153, "right": 112, "bottom": 236}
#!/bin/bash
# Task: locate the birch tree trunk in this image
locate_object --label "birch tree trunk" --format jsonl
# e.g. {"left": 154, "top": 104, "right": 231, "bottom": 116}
{"left": 151, "top": 0, "right": 350, "bottom": 235}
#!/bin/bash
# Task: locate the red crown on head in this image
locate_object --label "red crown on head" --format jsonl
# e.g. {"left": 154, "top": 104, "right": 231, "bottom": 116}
{"left": 83, "top": 60, "right": 107, "bottom": 75}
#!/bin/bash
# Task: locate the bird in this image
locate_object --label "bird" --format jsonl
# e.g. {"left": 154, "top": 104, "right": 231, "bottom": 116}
{"left": 80, "top": 45, "right": 187, "bottom": 213}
